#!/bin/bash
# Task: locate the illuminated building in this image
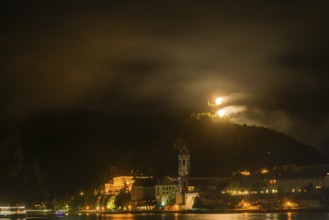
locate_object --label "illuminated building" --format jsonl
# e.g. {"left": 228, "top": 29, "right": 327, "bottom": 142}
{"left": 271, "top": 164, "right": 329, "bottom": 193}
{"left": 130, "top": 178, "right": 156, "bottom": 210}
{"left": 175, "top": 137, "right": 198, "bottom": 210}
{"left": 113, "top": 176, "right": 134, "bottom": 191}
{"left": 298, "top": 200, "right": 323, "bottom": 209}
{"left": 104, "top": 183, "right": 115, "bottom": 194}
{"left": 104, "top": 176, "right": 135, "bottom": 194}
{"left": 155, "top": 176, "right": 179, "bottom": 206}
{"left": 176, "top": 138, "right": 190, "bottom": 196}
{"left": 278, "top": 177, "right": 323, "bottom": 193}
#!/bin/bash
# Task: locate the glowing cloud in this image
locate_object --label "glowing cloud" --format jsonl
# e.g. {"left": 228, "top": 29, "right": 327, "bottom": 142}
{"left": 220, "top": 105, "right": 247, "bottom": 117}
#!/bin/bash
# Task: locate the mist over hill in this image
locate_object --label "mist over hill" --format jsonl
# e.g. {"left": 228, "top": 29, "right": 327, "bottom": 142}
{"left": 0, "top": 109, "right": 326, "bottom": 201}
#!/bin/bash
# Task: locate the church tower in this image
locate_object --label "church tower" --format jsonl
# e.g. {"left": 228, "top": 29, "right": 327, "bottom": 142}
{"left": 175, "top": 137, "right": 198, "bottom": 210}
{"left": 176, "top": 137, "right": 191, "bottom": 195}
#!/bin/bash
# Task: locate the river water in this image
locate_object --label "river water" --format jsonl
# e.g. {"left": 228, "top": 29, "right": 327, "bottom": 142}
{"left": 3, "top": 213, "right": 329, "bottom": 220}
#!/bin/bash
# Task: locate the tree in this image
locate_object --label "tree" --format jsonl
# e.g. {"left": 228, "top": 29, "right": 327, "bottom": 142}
{"left": 114, "top": 190, "right": 131, "bottom": 210}
{"left": 192, "top": 196, "right": 203, "bottom": 209}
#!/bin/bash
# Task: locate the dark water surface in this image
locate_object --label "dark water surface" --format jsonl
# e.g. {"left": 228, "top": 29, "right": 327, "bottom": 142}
{"left": 3, "top": 213, "right": 329, "bottom": 220}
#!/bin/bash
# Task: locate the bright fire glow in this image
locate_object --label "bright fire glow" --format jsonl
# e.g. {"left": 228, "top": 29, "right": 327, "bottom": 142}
{"left": 217, "top": 109, "right": 225, "bottom": 117}
{"left": 215, "top": 97, "right": 223, "bottom": 105}
{"left": 261, "top": 169, "right": 269, "bottom": 174}
{"left": 240, "top": 170, "right": 251, "bottom": 176}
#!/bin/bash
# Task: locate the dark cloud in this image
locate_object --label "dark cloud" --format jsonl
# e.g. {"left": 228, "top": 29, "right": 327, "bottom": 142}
{"left": 1, "top": 1, "right": 329, "bottom": 150}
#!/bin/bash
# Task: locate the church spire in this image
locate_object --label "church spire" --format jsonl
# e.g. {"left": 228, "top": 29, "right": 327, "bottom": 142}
{"left": 175, "top": 137, "right": 190, "bottom": 194}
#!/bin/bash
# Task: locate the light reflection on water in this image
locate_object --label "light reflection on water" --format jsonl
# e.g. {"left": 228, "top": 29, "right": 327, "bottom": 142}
{"left": 2, "top": 213, "right": 329, "bottom": 220}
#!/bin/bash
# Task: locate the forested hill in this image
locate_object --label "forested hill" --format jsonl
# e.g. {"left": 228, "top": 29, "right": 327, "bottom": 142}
{"left": 121, "top": 117, "right": 325, "bottom": 176}
{"left": 0, "top": 109, "right": 326, "bottom": 200}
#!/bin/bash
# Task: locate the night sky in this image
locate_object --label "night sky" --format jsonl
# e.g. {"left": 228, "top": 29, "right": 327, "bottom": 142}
{"left": 1, "top": 1, "right": 329, "bottom": 157}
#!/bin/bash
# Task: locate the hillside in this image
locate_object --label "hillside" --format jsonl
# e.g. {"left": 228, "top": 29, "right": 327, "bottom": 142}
{"left": 121, "top": 117, "right": 325, "bottom": 176}
{"left": 0, "top": 109, "right": 326, "bottom": 200}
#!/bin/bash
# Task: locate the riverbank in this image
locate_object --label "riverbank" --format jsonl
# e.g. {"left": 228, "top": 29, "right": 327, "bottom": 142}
{"left": 2, "top": 208, "right": 329, "bottom": 218}
{"left": 81, "top": 208, "right": 329, "bottom": 215}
